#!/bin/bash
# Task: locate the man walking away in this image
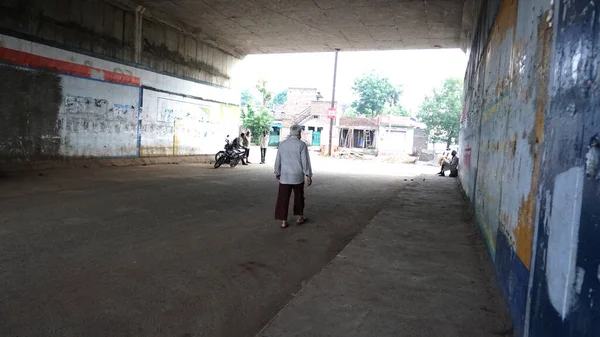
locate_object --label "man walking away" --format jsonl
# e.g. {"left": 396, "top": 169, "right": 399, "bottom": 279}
{"left": 259, "top": 130, "right": 269, "bottom": 164}
{"left": 244, "top": 131, "right": 252, "bottom": 163}
{"left": 274, "top": 125, "right": 313, "bottom": 228}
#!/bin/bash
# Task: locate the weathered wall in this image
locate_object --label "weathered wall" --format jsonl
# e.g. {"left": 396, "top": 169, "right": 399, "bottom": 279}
{"left": 527, "top": 0, "right": 600, "bottom": 335}
{"left": 140, "top": 88, "right": 240, "bottom": 157}
{"left": 0, "top": 0, "right": 238, "bottom": 87}
{"left": 461, "top": 0, "right": 600, "bottom": 336}
{"left": 412, "top": 128, "right": 428, "bottom": 156}
{"left": 0, "top": 66, "right": 62, "bottom": 160}
{"left": 0, "top": 33, "right": 239, "bottom": 164}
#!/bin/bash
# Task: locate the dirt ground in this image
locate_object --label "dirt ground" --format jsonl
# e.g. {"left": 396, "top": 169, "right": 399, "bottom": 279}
{"left": 0, "top": 153, "right": 433, "bottom": 337}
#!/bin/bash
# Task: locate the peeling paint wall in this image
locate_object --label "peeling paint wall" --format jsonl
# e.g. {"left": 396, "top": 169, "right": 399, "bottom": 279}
{"left": 140, "top": 89, "right": 240, "bottom": 157}
{"left": 0, "top": 33, "right": 239, "bottom": 164}
{"left": 462, "top": 0, "right": 600, "bottom": 336}
{"left": 527, "top": 0, "right": 600, "bottom": 335}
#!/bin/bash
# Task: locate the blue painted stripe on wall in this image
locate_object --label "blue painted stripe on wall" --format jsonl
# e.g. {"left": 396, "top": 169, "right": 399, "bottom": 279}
{"left": 495, "top": 229, "right": 529, "bottom": 337}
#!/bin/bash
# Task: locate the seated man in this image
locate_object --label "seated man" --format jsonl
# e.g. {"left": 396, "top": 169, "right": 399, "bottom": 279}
{"left": 438, "top": 150, "right": 459, "bottom": 177}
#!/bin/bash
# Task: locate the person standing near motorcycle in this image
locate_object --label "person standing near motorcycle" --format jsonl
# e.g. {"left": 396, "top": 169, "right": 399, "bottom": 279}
{"left": 244, "top": 131, "right": 252, "bottom": 163}
{"left": 274, "top": 125, "right": 313, "bottom": 228}
{"left": 241, "top": 132, "right": 250, "bottom": 164}
{"left": 235, "top": 133, "right": 248, "bottom": 166}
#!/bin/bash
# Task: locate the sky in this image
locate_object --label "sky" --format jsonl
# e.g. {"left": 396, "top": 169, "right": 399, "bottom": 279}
{"left": 232, "top": 48, "right": 468, "bottom": 113}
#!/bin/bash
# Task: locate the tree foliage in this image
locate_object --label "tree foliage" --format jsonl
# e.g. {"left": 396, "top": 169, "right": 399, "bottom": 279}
{"left": 255, "top": 79, "right": 273, "bottom": 108}
{"left": 272, "top": 89, "right": 288, "bottom": 106}
{"left": 240, "top": 90, "right": 254, "bottom": 107}
{"left": 384, "top": 104, "right": 411, "bottom": 117}
{"left": 351, "top": 72, "right": 403, "bottom": 117}
{"left": 240, "top": 80, "right": 274, "bottom": 143}
{"left": 417, "top": 77, "right": 463, "bottom": 147}
{"left": 343, "top": 107, "right": 359, "bottom": 117}
{"left": 242, "top": 104, "right": 273, "bottom": 144}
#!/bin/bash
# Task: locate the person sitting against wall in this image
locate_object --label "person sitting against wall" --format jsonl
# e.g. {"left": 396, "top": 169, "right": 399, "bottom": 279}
{"left": 438, "top": 150, "right": 459, "bottom": 177}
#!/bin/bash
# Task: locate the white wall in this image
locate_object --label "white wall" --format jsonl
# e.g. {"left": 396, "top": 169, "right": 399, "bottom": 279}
{"left": 58, "top": 76, "right": 140, "bottom": 157}
{"left": 141, "top": 89, "right": 239, "bottom": 156}
{"left": 0, "top": 34, "right": 240, "bottom": 159}
{"left": 378, "top": 127, "right": 415, "bottom": 154}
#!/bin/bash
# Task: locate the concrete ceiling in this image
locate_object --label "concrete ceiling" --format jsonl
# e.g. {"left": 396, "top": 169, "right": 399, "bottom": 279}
{"left": 125, "top": 0, "right": 467, "bottom": 56}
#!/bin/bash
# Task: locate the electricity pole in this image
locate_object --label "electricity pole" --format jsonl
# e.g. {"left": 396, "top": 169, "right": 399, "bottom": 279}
{"left": 328, "top": 49, "right": 340, "bottom": 156}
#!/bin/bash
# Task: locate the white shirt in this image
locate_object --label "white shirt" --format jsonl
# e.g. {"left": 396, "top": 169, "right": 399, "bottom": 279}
{"left": 274, "top": 136, "right": 313, "bottom": 185}
{"left": 259, "top": 134, "right": 269, "bottom": 148}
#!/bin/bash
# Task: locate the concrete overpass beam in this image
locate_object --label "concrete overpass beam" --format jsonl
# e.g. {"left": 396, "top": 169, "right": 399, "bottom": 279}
{"left": 0, "top": 0, "right": 241, "bottom": 168}
{"left": 134, "top": 5, "right": 145, "bottom": 64}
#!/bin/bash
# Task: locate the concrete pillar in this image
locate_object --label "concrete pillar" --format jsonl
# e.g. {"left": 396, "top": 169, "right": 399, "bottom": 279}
{"left": 134, "top": 6, "right": 145, "bottom": 64}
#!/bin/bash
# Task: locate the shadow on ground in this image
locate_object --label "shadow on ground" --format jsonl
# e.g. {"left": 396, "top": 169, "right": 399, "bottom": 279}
{"left": 0, "top": 157, "right": 426, "bottom": 336}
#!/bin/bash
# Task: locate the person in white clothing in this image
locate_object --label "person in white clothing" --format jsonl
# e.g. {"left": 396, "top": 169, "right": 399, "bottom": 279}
{"left": 274, "top": 125, "right": 313, "bottom": 228}
{"left": 259, "top": 130, "right": 269, "bottom": 164}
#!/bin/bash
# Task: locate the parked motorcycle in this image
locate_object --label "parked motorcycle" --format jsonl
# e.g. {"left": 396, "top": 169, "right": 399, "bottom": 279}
{"left": 214, "top": 136, "right": 246, "bottom": 168}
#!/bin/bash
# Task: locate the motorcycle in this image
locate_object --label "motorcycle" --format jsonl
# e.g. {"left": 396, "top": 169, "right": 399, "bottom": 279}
{"left": 214, "top": 136, "right": 246, "bottom": 168}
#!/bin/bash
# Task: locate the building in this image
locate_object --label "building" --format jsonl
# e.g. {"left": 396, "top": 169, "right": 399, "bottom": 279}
{"left": 337, "top": 115, "right": 427, "bottom": 156}
{"left": 271, "top": 88, "right": 338, "bottom": 149}
{"left": 377, "top": 115, "right": 427, "bottom": 155}
{"left": 337, "top": 117, "right": 379, "bottom": 153}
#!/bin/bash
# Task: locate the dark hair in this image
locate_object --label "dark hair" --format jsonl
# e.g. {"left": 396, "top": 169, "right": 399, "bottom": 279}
{"left": 451, "top": 150, "right": 457, "bottom": 156}
{"left": 240, "top": 133, "right": 245, "bottom": 137}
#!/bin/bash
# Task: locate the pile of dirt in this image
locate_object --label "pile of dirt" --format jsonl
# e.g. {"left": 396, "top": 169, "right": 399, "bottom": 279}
{"left": 377, "top": 153, "right": 418, "bottom": 164}
{"left": 332, "top": 148, "right": 376, "bottom": 160}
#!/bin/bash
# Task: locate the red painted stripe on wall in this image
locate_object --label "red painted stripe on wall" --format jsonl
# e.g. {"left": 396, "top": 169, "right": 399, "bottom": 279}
{"left": 0, "top": 47, "right": 140, "bottom": 86}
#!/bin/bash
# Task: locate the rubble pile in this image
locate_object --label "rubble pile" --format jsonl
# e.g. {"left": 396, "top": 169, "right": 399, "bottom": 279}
{"left": 377, "top": 153, "right": 418, "bottom": 164}
{"left": 332, "top": 148, "right": 376, "bottom": 160}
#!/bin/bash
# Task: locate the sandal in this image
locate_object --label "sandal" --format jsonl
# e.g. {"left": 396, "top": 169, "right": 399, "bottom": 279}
{"left": 281, "top": 221, "right": 289, "bottom": 228}
{"left": 296, "top": 217, "right": 309, "bottom": 225}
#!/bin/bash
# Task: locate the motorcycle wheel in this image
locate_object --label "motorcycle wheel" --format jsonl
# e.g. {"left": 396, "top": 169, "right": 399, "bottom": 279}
{"left": 214, "top": 156, "right": 225, "bottom": 169}
{"left": 215, "top": 151, "right": 225, "bottom": 162}
{"left": 230, "top": 158, "right": 239, "bottom": 168}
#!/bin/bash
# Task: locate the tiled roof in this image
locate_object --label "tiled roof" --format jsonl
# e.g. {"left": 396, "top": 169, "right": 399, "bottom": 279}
{"left": 339, "top": 117, "right": 379, "bottom": 128}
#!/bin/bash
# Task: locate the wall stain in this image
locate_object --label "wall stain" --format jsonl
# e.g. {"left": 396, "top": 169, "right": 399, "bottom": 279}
{"left": 513, "top": 11, "right": 553, "bottom": 270}
{"left": 0, "top": 66, "right": 62, "bottom": 161}
{"left": 143, "top": 39, "right": 230, "bottom": 80}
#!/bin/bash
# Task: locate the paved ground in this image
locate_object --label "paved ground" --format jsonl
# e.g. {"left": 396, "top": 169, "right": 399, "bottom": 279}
{"left": 0, "top": 151, "right": 432, "bottom": 337}
{"left": 259, "top": 176, "right": 512, "bottom": 337}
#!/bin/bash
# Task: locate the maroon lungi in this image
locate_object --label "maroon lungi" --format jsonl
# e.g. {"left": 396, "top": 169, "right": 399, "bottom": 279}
{"left": 274, "top": 183, "right": 305, "bottom": 220}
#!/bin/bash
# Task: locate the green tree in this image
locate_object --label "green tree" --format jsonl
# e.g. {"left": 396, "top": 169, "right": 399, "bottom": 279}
{"left": 384, "top": 104, "right": 411, "bottom": 117}
{"left": 255, "top": 79, "right": 273, "bottom": 108}
{"left": 351, "top": 71, "right": 403, "bottom": 117}
{"left": 241, "top": 90, "right": 254, "bottom": 107}
{"left": 242, "top": 104, "right": 273, "bottom": 144}
{"left": 343, "top": 107, "right": 359, "bottom": 117}
{"left": 272, "top": 89, "right": 288, "bottom": 106}
{"left": 417, "top": 77, "right": 463, "bottom": 147}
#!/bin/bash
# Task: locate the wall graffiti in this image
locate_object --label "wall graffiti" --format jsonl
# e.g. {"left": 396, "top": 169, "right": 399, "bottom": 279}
{"left": 140, "top": 90, "right": 239, "bottom": 157}
{"left": 64, "top": 95, "right": 109, "bottom": 115}
{"left": 462, "top": 0, "right": 600, "bottom": 335}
